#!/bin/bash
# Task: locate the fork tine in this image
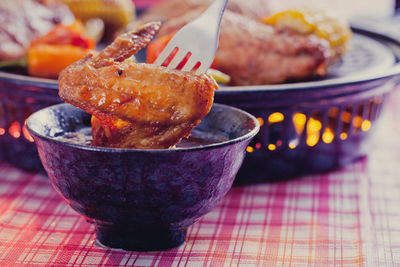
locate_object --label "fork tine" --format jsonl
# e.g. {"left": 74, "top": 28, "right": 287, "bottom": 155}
{"left": 181, "top": 57, "right": 199, "bottom": 72}
{"left": 154, "top": 0, "right": 228, "bottom": 74}
{"left": 166, "top": 49, "right": 189, "bottom": 69}
{"left": 153, "top": 41, "right": 177, "bottom": 66}
{"left": 195, "top": 62, "right": 212, "bottom": 75}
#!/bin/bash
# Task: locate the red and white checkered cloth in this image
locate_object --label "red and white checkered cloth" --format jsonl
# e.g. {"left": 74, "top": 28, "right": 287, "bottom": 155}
{"left": 1, "top": 90, "right": 400, "bottom": 266}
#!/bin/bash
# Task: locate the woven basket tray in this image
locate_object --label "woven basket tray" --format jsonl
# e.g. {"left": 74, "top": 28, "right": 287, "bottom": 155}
{"left": 0, "top": 29, "right": 399, "bottom": 181}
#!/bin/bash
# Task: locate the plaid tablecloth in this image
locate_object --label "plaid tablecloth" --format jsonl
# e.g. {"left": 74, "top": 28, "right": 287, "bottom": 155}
{"left": 1, "top": 89, "right": 400, "bottom": 266}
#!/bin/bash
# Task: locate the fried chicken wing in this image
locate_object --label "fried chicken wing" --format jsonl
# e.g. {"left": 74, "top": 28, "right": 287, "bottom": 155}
{"left": 59, "top": 22, "right": 217, "bottom": 149}
{"left": 157, "top": 10, "right": 330, "bottom": 86}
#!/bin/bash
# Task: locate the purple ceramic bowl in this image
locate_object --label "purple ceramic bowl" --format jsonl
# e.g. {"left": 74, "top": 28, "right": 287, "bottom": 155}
{"left": 26, "top": 103, "right": 259, "bottom": 251}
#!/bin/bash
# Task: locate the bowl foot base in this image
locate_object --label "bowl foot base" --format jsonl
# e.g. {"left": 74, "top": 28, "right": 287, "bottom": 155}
{"left": 96, "top": 226, "right": 187, "bottom": 251}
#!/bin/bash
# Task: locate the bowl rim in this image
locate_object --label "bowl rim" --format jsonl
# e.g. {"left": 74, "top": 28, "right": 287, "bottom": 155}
{"left": 26, "top": 103, "right": 260, "bottom": 153}
{"left": 2, "top": 28, "right": 400, "bottom": 94}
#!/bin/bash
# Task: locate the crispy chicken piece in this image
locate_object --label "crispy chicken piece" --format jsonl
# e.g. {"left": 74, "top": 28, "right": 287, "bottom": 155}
{"left": 157, "top": 10, "right": 330, "bottom": 86}
{"left": 59, "top": 22, "right": 217, "bottom": 149}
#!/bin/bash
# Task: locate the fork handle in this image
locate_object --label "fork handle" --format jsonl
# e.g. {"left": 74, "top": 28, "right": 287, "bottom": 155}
{"left": 202, "top": 0, "right": 228, "bottom": 26}
{"left": 210, "top": 0, "right": 229, "bottom": 17}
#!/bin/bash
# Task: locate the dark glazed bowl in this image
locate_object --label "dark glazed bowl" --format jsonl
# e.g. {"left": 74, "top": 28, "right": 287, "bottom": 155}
{"left": 26, "top": 103, "right": 259, "bottom": 251}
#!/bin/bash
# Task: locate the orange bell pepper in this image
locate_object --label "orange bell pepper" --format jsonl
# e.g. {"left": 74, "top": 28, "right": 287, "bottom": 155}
{"left": 28, "top": 44, "right": 92, "bottom": 79}
{"left": 27, "top": 20, "right": 96, "bottom": 79}
{"left": 31, "top": 22, "right": 95, "bottom": 49}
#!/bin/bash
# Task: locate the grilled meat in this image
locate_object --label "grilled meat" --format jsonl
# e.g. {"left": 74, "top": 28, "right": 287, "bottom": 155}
{"left": 157, "top": 10, "right": 330, "bottom": 85}
{"left": 138, "top": 0, "right": 270, "bottom": 23}
{"left": 59, "top": 22, "right": 217, "bottom": 149}
{"left": 0, "top": 0, "right": 74, "bottom": 61}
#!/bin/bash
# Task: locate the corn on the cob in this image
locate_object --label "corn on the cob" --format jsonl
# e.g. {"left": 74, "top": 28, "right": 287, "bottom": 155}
{"left": 61, "top": 0, "right": 135, "bottom": 31}
{"left": 263, "top": 8, "right": 352, "bottom": 58}
{"left": 207, "top": 69, "right": 231, "bottom": 85}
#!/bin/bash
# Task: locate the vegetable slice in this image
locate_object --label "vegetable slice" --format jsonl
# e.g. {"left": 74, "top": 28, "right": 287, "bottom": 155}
{"left": 28, "top": 44, "right": 92, "bottom": 78}
{"left": 263, "top": 8, "right": 352, "bottom": 57}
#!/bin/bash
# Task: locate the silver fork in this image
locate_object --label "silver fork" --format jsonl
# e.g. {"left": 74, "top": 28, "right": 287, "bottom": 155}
{"left": 154, "top": 0, "right": 228, "bottom": 75}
